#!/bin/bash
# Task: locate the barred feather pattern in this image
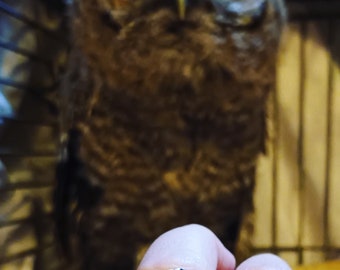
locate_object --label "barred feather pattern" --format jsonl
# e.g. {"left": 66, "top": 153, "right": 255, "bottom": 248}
{"left": 59, "top": 0, "right": 286, "bottom": 268}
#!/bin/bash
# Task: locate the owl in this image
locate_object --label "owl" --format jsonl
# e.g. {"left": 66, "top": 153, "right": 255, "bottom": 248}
{"left": 54, "top": 0, "right": 286, "bottom": 269}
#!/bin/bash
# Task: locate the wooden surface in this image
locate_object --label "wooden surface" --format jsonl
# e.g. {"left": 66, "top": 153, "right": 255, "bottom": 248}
{"left": 294, "top": 260, "right": 340, "bottom": 270}
{"left": 254, "top": 20, "right": 340, "bottom": 265}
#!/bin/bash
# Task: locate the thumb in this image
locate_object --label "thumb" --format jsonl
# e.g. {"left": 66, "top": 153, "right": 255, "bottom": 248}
{"left": 137, "top": 224, "right": 235, "bottom": 270}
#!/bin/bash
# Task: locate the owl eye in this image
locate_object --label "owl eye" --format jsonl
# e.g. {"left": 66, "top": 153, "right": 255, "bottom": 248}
{"left": 211, "top": 0, "right": 267, "bottom": 27}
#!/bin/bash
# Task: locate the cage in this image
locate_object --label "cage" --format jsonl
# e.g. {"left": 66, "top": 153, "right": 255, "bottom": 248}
{"left": 0, "top": 0, "right": 339, "bottom": 269}
{"left": 253, "top": 0, "right": 340, "bottom": 266}
{"left": 0, "top": 1, "right": 67, "bottom": 269}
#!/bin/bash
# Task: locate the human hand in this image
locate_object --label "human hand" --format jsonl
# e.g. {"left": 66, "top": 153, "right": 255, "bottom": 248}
{"left": 137, "top": 224, "right": 291, "bottom": 270}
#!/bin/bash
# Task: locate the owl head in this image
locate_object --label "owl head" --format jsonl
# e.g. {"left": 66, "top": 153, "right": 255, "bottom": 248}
{"left": 66, "top": 0, "right": 286, "bottom": 125}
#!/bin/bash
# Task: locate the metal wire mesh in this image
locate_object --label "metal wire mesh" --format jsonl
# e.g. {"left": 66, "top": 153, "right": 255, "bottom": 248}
{"left": 0, "top": 1, "right": 67, "bottom": 269}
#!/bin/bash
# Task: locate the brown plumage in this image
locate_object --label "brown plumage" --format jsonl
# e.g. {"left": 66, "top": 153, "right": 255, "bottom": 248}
{"left": 56, "top": 0, "right": 286, "bottom": 268}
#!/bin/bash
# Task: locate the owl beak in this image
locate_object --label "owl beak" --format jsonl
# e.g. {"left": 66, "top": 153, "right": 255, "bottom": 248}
{"left": 177, "top": 0, "right": 186, "bottom": 19}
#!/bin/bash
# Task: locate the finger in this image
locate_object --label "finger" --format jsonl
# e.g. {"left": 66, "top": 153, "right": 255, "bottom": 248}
{"left": 137, "top": 224, "right": 236, "bottom": 270}
{"left": 237, "top": 254, "right": 291, "bottom": 270}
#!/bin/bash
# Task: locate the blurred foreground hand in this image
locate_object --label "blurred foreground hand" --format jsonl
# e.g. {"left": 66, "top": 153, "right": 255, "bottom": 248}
{"left": 137, "top": 224, "right": 291, "bottom": 270}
